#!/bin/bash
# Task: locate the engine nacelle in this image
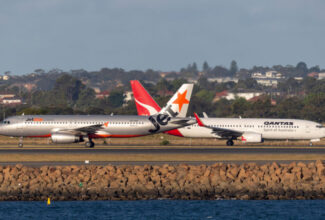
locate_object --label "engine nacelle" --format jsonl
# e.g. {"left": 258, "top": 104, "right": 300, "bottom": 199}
{"left": 241, "top": 132, "right": 262, "bottom": 143}
{"left": 51, "top": 133, "right": 82, "bottom": 144}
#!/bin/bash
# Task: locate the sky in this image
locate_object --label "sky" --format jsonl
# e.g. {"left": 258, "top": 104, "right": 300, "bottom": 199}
{"left": 0, "top": 0, "right": 324, "bottom": 74}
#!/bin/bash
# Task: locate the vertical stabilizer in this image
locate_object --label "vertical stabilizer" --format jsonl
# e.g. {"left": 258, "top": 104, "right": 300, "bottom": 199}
{"left": 159, "top": 84, "right": 193, "bottom": 117}
{"left": 130, "top": 80, "right": 160, "bottom": 116}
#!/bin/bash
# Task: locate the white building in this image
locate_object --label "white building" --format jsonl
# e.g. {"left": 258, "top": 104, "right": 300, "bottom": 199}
{"left": 207, "top": 77, "right": 239, "bottom": 83}
{"left": 265, "top": 71, "right": 277, "bottom": 78}
{"left": 256, "top": 79, "right": 278, "bottom": 87}
{"left": 318, "top": 73, "right": 325, "bottom": 80}
{"left": 252, "top": 71, "right": 283, "bottom": 79}
{"left": 2, "top": 98, "right": 22, "bottom": 105}
{"left": 3, "top": 75, "right": 9, "bottom": 80}
{"left": 226, "top": 92, "right": 264, "bottom": 100}
{"left": 214, "top": 90, "right": 264, "bottom": 102}
{"left": 123, "top": 91, "right": 133, "bottom": 107}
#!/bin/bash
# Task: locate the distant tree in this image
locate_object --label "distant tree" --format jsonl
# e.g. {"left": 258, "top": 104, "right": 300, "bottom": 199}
{"left": 76, "top": 88, "right": 96, "bottom": 110}
{"left": 296, "top": 62, "right": 308, "bottom": 77}
{"left": 229, "top": 60, "right": 238, "bottom": 76}
{"left": 53, "top": 74, "right": 85, "bottom": 105}
{"left": 195, "top": 89, "right": 215, "bottom": 103}
{"left": 170, "top": 78, "right": 188, "bottom": 92}
{"left": 108, "top": 90, "right": 125, "bottom": 108}
{"left": 34, "top": 69, "right": 45, "bottom": 75}
{"left": 231, "top": 97, "right": 250, "bottom": 115}
{"left": 4, "top": 71, "right": 11, "bottom": 76}
{"left": 202, "top": 61, "right": 210, "bottom": 74}
{"left": 309, "top": 65, "right": 320, "bottom": 73}
{"left": 192, "top": 62, "right": 198, "bottom": 73}
{"left": 209, "top": 66, "right": 229, "bottom": 77}
{"left": 236, "top": 78, "right": 259, "bottom": 90}
{"left": 156, "top": 79, "right": 172, "bottom": 92}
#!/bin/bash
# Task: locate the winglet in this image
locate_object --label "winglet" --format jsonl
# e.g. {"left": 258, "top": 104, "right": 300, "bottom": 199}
{"left": 194, "top": 113, "right": 205, "bottom": 127}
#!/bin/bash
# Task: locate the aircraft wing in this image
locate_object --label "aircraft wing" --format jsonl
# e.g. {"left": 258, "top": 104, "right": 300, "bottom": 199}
{"left": 74, "top": 124, "right": 105, "bottom": 134}
{"left": 194, "top": 113, "right": 243, "bottom": 138}
{"left": 169, "top": 118, "right": 196, "bottom": 126}
{"left": 208, "top": 127, "right": 242, "bottom": 138}
{"left": 53, "top": 124, "right": 105, "bottom": 135}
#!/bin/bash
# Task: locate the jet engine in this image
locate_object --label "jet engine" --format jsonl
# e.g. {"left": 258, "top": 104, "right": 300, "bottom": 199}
{"left": 241, "top": 132, "right": 262, "bottom": 143}
{"left": 51, "top": 133, "right": 82, "bottom": 144}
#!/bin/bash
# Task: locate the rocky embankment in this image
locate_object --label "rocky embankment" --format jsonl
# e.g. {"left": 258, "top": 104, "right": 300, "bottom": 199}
{"left": 1, "top": 161, "right": 325, "bottom": 200}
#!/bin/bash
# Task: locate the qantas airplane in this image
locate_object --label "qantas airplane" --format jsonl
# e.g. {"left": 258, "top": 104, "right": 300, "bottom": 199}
{"left": 131, "top": 80, "right": 325, "bottom": 146}
{"left": 0, "top": 84, "right": 195, "bottom": 148}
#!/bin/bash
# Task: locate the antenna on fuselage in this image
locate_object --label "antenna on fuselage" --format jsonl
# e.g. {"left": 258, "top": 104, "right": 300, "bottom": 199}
{"left": 239, "top": 116, "right": 242, "bottom": 119}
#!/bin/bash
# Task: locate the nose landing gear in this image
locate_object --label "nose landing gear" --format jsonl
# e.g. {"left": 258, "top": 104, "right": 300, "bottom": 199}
{"left": 18, "top": 137, "right": 23, "bottom": 148}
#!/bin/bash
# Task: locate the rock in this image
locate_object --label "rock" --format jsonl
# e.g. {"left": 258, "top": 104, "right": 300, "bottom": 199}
{"left": 15, "top": 164, "right": 24, "bottom": 170}
{"left": 282, "top": 173, "right": 295, "bottom": 183}
{"left": 297, "top": 162, "right": 307, "bottom": 168}
{"left": 316, "top": 160, "right": 325, "bottom": 176}
{"left": 229, "top": 166, "right": 239, "bottom": 178}
{"left": 237, "top": 168, "right": 248, "bottom": 180}
{"left": 302, "top": 168, "right": 313, "bottom": 181}
{"left": 0, "top": 162, "right": 323, "bottom": 200}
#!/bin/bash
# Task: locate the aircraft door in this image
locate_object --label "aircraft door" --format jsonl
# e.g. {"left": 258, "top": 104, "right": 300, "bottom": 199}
{"left": 16, "top": 119, "right": 26, "bottom": 135}
{"left": 306, "top": 125, "right": 311, "bottom": 133}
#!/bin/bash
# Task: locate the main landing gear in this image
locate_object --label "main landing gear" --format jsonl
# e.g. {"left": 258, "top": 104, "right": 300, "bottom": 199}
{"left": 84, "top": 136, "right": 95, "bottom": 148}
{"left": 226, "top": 139, "right": 234, "bottom": 146}
{"left": 85, "top": 141, "right": 95, "bottom": 148}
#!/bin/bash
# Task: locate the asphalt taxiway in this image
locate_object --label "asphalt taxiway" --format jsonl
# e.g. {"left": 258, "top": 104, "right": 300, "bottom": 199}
{"left": 0, "top": 146, "right": 325, "bottom": 154}
{"left": 1, "top": 145, "right": 325, "bottom": 166}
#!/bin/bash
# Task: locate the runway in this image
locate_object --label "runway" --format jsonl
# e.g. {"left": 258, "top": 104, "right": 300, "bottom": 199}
{"left": 0, "top": 146, "right": 325, "bottom": 154}
{"left": 0, "top": 145, "right": 325, "bottom": 166}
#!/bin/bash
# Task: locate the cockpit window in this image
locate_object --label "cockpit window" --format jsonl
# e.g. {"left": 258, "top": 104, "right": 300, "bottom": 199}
{"left": 3, "top": 121, "right": 10, "bottom": 124}
{"left": 316, "top": 125, "right": 324, "bottom": 128}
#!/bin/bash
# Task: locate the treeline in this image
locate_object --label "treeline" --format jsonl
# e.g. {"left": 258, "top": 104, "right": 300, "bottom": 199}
{"left": 2, "top": 61, "right": 323, "bottom": 94}
{"left": 0, "top": 61, "right": 325, "bottom": 122}
{"left": 1, "top": 74, "right": 325, "bottom": 122}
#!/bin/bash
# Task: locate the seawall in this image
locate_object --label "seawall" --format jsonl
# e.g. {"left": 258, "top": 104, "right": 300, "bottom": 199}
{"left": 1, "top": 161, "right": 325, "bottom": 200}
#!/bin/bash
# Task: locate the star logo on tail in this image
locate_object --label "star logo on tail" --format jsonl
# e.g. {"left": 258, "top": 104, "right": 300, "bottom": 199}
{"left": 172, "top": 90, "right": 189, "bottom": 112}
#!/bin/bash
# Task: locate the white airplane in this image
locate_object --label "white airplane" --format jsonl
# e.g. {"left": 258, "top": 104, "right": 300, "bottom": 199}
{"left": 131, "top": 80, "right": 325, "bottom": 146}
{"left": 0, "top": 83, "right": 194, "bottom": 148}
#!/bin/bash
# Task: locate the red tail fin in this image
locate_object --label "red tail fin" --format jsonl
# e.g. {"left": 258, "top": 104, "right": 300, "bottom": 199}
{"left": 130, "top": 80, "right": 161, "bottom": 116}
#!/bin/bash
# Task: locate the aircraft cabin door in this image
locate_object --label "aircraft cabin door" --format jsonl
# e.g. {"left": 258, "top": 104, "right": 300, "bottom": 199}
{"left": 16, "top": 118, "right": 26, "bottom": 135}
{"left": 306, "top": 125, "right": 311, "bottom": 133}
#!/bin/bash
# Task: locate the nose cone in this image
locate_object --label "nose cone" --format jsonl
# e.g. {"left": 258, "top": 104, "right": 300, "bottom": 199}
{"left": 0, "top": 124, "right": 6, "bottom": 135}
{"left": 0, "top": 124, "right": 11, "bottom": 136}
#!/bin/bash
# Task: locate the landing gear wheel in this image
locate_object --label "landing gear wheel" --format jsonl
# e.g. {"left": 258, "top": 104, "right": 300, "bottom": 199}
{"left": 18, "top": 137, "right": 23, "bottom": 148}
{"left": 85, "top": 141, "right": 95, "bottom": 148}
{"left": 226, "top": 140, "right": 234, "bottom": 146}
